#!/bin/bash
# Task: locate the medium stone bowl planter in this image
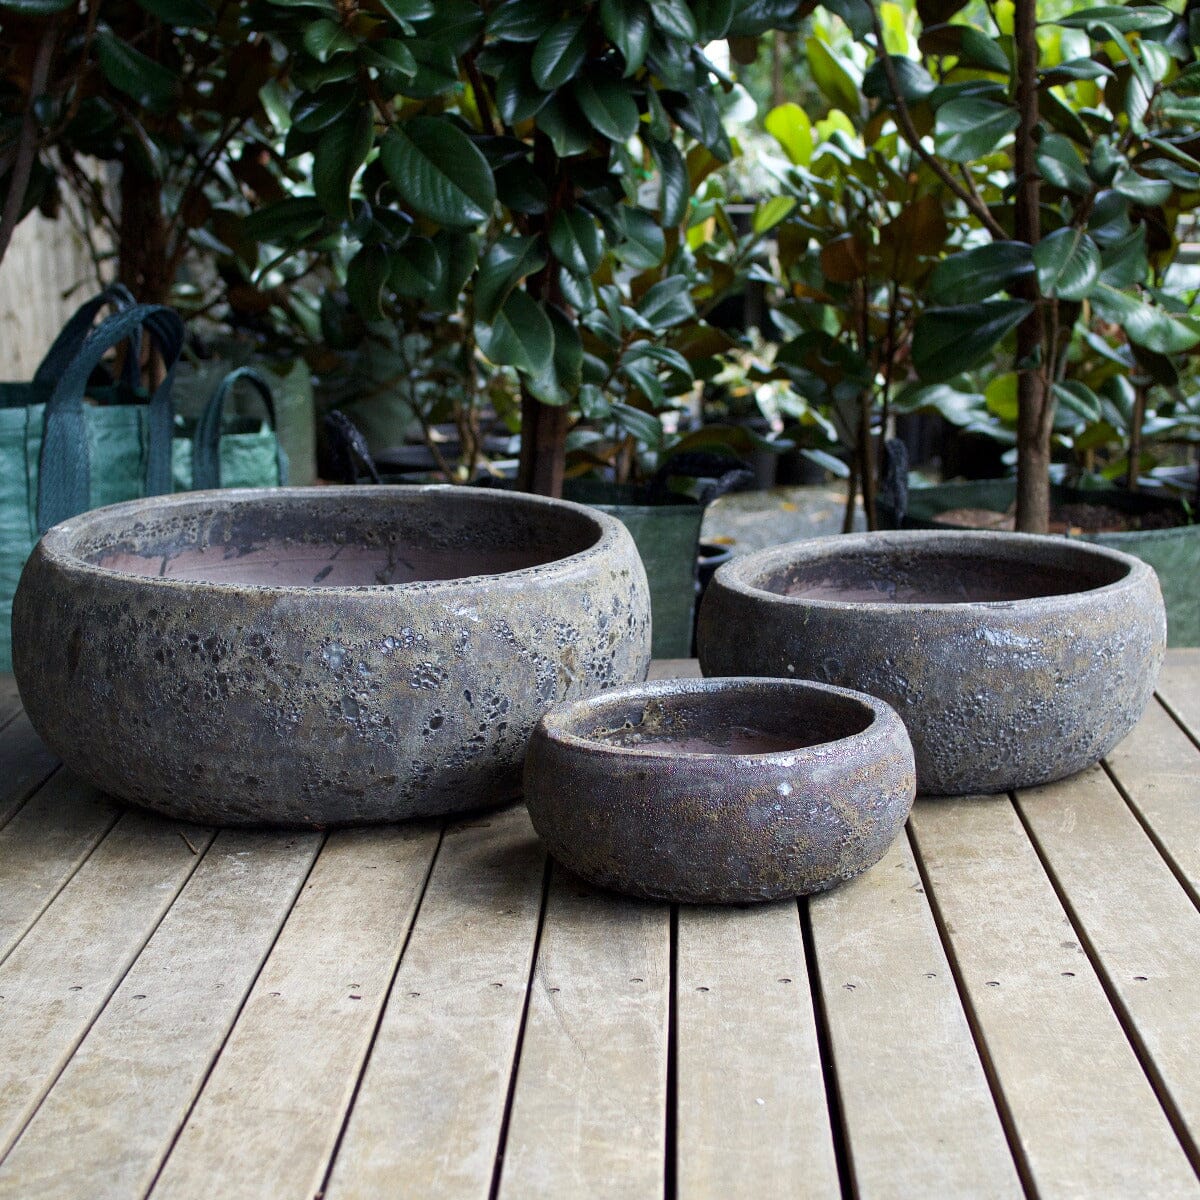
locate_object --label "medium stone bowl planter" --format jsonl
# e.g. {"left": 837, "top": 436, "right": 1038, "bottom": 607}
{"left": 523, "top": 678, "right": 916, "bottom": 903}
{"left": 13, "top": 486, "right": 651, "bottom": 826}
{"left": 697, "top": 530, "right": 1165, "bottom": 796}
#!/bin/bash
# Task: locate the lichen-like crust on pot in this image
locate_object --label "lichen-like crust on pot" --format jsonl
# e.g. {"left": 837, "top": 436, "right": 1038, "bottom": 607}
{"left": 697, "top": 530, "right": 1165, "bottom": 796}
{"left": 13, "top": 486, "right": 651, "bottom": 826}
{"left": 524, "top": 677, "right": 915, "bottom": 903}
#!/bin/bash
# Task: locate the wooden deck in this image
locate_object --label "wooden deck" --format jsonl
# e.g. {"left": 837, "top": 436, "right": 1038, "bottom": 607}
{"left": 0, "top": 651, "right": 1198, "bottom": 1199}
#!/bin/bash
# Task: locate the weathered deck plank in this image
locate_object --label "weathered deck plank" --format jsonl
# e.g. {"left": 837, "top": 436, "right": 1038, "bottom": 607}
{"left": 0, "top": 774, "right": 119, "bottom": 963}
{"left": 1105, "top": 699, "right": 1200, "bottom": 902}
{"left": 0, "top": 714, "right": 59, "bottom": 830}
{"left": 675, "top": 901, "right": 841, "bottom": 1199}
{"left": 0, "top": 830, "right": 320, "bottom": 1199}
{"left": 148, "top": 824, "right": 440, "bottom": 1200}
{"left": 0, "top": 813, "right": 214, "bottom": 1159}
{"left": 810, "top": 833, "right": 1022, "bottom": 1199}
{"left": 496, "top": 870, "right": 670, "bottom": 1200}
{"left": 324, "top": 806, "right": 545, "bottom": 1200}
{"left": 910, "top": 794, "right": 1200, "bottom": 1197}
{"left": 1157, "top": 649, "right": 1200, "bottom": 739}
{"left": 1016, "top": 762, "right": 1200, "bottom": 1170}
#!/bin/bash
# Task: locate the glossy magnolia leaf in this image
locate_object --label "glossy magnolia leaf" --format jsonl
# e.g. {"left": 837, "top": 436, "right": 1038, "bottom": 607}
{"left": 403, "top": 39, "right": 460, "bottom": 97}
{"left": 388, "top": 237, "right": 442, "bottom": 299}
{"left": 536, "top": 97, "right": 593, "bottom": 156}
{"left": 1167, "top": 61, "right": 1200, "bottom": 97}
{"left": 753, "top": 195, "right": 797, "bottom": 235}
{"left": 1091, "top": 285, "right": 1200, "bottom": 354}
{"left": 1036, "top": 134, "right": 1094, "bottom": 193}
{"left": 934, "top": 98, "right": 1019, "bottom": 162}
{"left": 1111, "top": 170, "right": 1173, "bottom": 205}
{"left": 651, "top": 0, "right": 697, "bottom": 39}
{"left": 668, "top": 89, "right": 732, "bottom": 162}
{"left": 475, "top": 234, "right": 546, "bottom": 321}
{"left": 649, "top": 137, "right": 688, "bottom": 225}
{"left": 912, "top": 300, "right": 1034, "bottom": 382}
{"left": 928, "top": 241, "right": 1034, "bottom": 305}
{"left": 861, "top": 56, "right": 936, "bottom": 103}
{"left": 381, "top": 118, "right": 496, "bottom": 229}
{"left": 95, "top": 30, "right": 178, "bottom": 112}
{"left": 891, "top": 381, "right": 984, "bottom": 427}
{"left": 614, "top": 207, "right": 665, "bottom": 268}
{"left": 612, "top": 399, "right": 665, "bottom": 444}
{"left": 693, "top": 0, "right": 734, "bottom": 40}
{"left": 573, "top": 74, "right": 640, "bottom": 142}
{"left": 727, "top": 0, "right": 804, "bottom": 36}
{"left": 917, "top": 0, "right": 969, "bottom": 22}
{"left": 134, "top": 0, "right": 215, "bottom": 25}
{"left": 549, "top": 207, "right": 603, "bottom": 277}
{"left": 531, "top": 15, "right": 588, "bottom": 90}
{"left": 959, "top": 27, "right": 1010, "bottom": 73}
{"left": 302, "top": 19, "right": 357, "bottom": 62}
{"left": 1057, "top": 5, "right": 1172, "bottom": 33}
{"left": 820, "top": 233, "right": 868, "bottom": 283}
{"left": 0, "top": 0, "right": 73, "bottom": 11}
{"left": 1053, "top": 380, "right": 1103, "bottom": 424}
{"left": 361, "top": 40, "right": 418, "bottom": 77}
{"left": 292, "top": 87, "right": 358, "bottom": 134}
{"left": 494, "top": 160, "right": 549, "bottom": 214}
{"left": 428, "top": 231, "right": 480, "bottom": 311}
{"left": 487, "top": 0, "right": 559, "bottom": 42}
{"left": 638, "top": 276, "right": 695, "bottom": 328}
{"left": 313, "top": 106, "right": 372, "bottom": 218}
{"left": 1034, "top": 228, "right": 1101, "bottom": 300}
{"left": 421, "top": 0, "right": 486, "bottom": 55}
{"left": 1138, "top": 157, "right": 1200, "bottom": 190}
{"left": 599, "top": 0, "right": 651, "bottom": 76}
{"left": 526, "top": 303, "right": 584, "bottom": 405}
{"left": 477, "top": 287, "right": 554, "bottom": 375}
{"left": 880, "top": 195, "right": 948, "bottom": 282}
{"left": 807, "top": 36, "right": 861, "bottom": 116}
{"left": 345, "top": 245, "right": 391, "bottom": 321}
{"left": 494, "top": 57, "right": 553, "bottom": 124}
{"left": 1099, "top": 225, "right": 1149, "bottom": 288}
{"left": 242, "top": 197, "right": 327, "bottom": 242}
{"left": 379, "top": 0, "right": 434, "bottom": 21}
{"left": 1040, "top": 57, "right": 1115, "bottom": 86}
{"left": 764, "top": 103, "right": 812, "bottom": 167}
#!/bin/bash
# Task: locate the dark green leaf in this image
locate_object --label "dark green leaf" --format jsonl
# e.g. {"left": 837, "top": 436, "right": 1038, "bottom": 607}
{"left": 379, "top": 0, "right": 433, "bottom": 21}
{"left": 313, "top": 106, "right": 372, "bottom": 218}
{"left": 419, "top": 0, "right": 485, "bottom": 53}
{"left": 928, "top": 241, "right": 1034, "bottom": 304}
{"left": 1099, "top": 225, "right": 1149, "bottom": 288}
{"left": 806, "top": 36, "right": 861, "bottom": 116}
{"left": 652, "top": 0, "right": 697, "bottom": 39}
{"left": 526, "top": 303, "right": 584, "bottom": 403}
{"left": 558, "top": 266, "right": 596, "bottom": 311}
{"left": 649, "top": 136, "right": 687, "bottom": 225}
{"left": 600, "top": 0, "right": 652, "bottom": 75}
{"left": 1090, "top": 139, "right": 1122, "bottom": 186}
{"left": 612, "top": 399, "right": 665, "bottom": 442}
{"left": 638, "top": 275, "right": 695, "bottom": 328}
{"left": 727, "top": 0, "right": 805, "bottom": 37}
{"left": 494, "top": 160, "right": 549, "bottom": 213}
{"left": 134, "top": 0, "right": 215, "bottom": 25}
{"left": 934, "top": 98, "right": 1019, "bottom": 162}
{"left": 345, "top": 245, "right": 391, "bottom": 321}
{"left": 535, "top": 96, "right": 593, "bottom": 156}
{"left": 428, "top": 231, "right": 479, "bottom": 311}
{"left": 403, "top": 39, "right": 460, "bottom": 97}
{"left": 292, "top": 87, "right": 358, "bottom": 134}
{"left": 1111, "top": 169, "right": 1173, "bottom": 205}
{"left": 302, "top": 18, "right": 357, "bottom": 62}
{"left": 573, "top": 73, "right": 640, "bottom": 142}
{"left": 1053, "top": 380, "right": 1103, "bottom": 423}
{"left": 487, "top": 0, "right": 559, "bottom": 42}
{"left": 1036, "top": 133, "right": 1092, "bottom": 193}
{"left": 476, "top": 234, "right": 547, "bottom": 321}
{"left": 1057, "top": 5, "right": 1172, "bottom": 33}
{"left": 381, "top": 117, "right": 496, "bottom": 229}
{"left": 477, "top": 287, "right": 555, "bottom": 374}
{"left": 862, "top": 57, "right": 936, "bottom": 104}
{"left": 1039, "top": 87, "right": 1092, "bottom": 143}
{"left": 532, "top": 15, "right": 589, "bottom": 91}
{"left": 960, "top": 27, "right": 1010, "bottom": 73}
{"left": 495, "top": 56, "right": 553, "bottom": 124}
{"left": 667, "top": 89, "right": 733, "bottom": 162}
{"left": 693, "top": 0, "right": 734, "bottom": 40}
{"left": 95, "top": 30, "right": 178, "bottom": 112}
{"left": 242, "top": 197, "right": 327, "bottom": 242}
{"left": 917, "top": 0, "right": 969, "bottom": 22}
{"left": 912, "top": 300, "right": 1035, "bottom": 381}
{"left": 1088, "top": 189, "right": 1134, "bottom": 245}
{"left": 1138, "top": 157, "right": 1200, "bottom": 189}
{"left": 361, "top": 39, "right": 418, "bottom": 77}
{"left": 1091, "top": 285, "right": 1200, "bottom": 354}
{"left": 614, "top": 206, "right": 665, "bottom": 268}
{"left": 1040, "top": 57, "right": 1114, "bottom": 85}
{"left": 1166, "top": 61, "right": 1200, "bottom": 97}
{"left": 1034, "top": 228, "right": 1102, "bottom": 300}
{"left": 549, "top": 208, "right": 603, "bottom": 277}
{"left": 388, "top": 236, "right": 442, "bottom": 298}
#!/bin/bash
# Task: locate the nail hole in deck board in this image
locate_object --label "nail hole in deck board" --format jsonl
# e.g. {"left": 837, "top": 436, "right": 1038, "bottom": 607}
{"left": 548, "top": 987, "right": 560, "bottom": 993}
{"left": 1062, "top": 940, "right": 1078, "bottom": 949}
{"left": 491, "top": 982, "right": 504, "bottom": 988}
{"left": 925, "top": 972, "right": 937, "bottom": 979}
{"left": 1062, "top": 972, "right": 1075, "bottom": 978}
{"left": 133, "top": 994, "right": 146, "bottom": 1000}
{"left": 269, "top": 992, "right": 280, "bottom": 997}
{"left": 1134, "top": 975, "right": 1148, "bottom": 981}
{"left": 695, "top": 986, "right": 709, "bottom": 992}
{"left": 408, "top": 992, "right": 421, "bottom": 998}
{"left": 986, "top": 981, "right": 1000, "bottom": 987}
{"left": 843, "top": 983, "right": 856, "bottom": 990}
{"left": 778, "top": 977, "right": 792, "bottom": 984}
{"left": 349, "top": 994, "right": 362, "bottom": 1000}
{"left": 68, "top": 986, "right": 82, "bottom": 991}
{"left": 630, "top": 977, "right": 643, "bottom": 984}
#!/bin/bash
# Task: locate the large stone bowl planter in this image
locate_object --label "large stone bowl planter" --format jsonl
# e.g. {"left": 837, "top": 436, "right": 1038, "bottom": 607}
{"left": 524, "top": 677, "right": 915, "bottom": 903}
{"left": 12, "top": 486, "right": 651, "bottom": 826}
{"left": 697, "top": 530, "right": 1165, "bottom": 796}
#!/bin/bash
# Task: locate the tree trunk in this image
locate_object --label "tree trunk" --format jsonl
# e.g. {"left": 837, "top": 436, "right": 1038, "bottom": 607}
{"left": 118, "top": 153, "right": 170, "bottom": 305}
{"left": 1012, "top": 0, "right": 1051, "bottom": 533}
{"left": 517, "top": 391, "right": 568, "bottom": 496}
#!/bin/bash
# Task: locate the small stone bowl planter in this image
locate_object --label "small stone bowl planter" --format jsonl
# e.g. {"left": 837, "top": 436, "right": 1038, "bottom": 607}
{"left": 523, "top": 677, "right": 916, "bottom": 903}
{"left": 697, "top": 530, "right": 1166, "bottom": 796}
{"left": 13, "top": 486, "right": 651, "bottom": 826}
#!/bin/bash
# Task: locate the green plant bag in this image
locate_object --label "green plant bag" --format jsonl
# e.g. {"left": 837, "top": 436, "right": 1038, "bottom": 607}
{"left": 172, "top": 366, "right": 289, "bottom": 492}
{"left": 1, "top": 299, "right": 185, "bottom": 671}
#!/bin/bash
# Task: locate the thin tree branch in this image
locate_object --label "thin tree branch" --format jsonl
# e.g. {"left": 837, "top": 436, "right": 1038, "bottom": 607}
{"left": 0, "top": 21, "right": 59, "bottom": 267}
{"left": 869, "top": 2, "right": 1007, "bottom": 241}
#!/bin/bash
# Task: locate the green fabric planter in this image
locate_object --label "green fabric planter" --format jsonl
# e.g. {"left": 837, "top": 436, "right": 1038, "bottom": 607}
{"left": 564, "top": 481, "right": 705, "bottom": 659}
{"left": 880, "top": 480, "right": 1200, "bottom": 646}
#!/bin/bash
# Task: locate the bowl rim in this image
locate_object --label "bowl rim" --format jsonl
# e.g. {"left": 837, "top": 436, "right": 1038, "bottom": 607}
{"left": 711, "top": 528, "right": 1154, "bottom": 615}
{"left": 533, "top": 675, "right": 906, "bottom": 764}
{"left": 32, "top": 484, "right": 634, "bottom": 597}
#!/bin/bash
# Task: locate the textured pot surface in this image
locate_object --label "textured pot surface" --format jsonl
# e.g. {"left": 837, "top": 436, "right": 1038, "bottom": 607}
{"left": 697, "top": 530, "right": 1165, "bottom": 795}
{"left": 524, "top": 677, "right": 915, "bottom": 903}
{"left": 13, "top": 486, "right": 651, "bottom": 826}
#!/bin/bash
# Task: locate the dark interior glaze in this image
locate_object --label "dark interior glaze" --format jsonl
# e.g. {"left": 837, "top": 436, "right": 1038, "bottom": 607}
{"left": 756, "top": 545, "right": 1130, "bottom": 605}
{"left": 68, "top": 490, "right": 603, "bottom": 587}
{"left": 563, "top": 686, "right": 874, "bottom": 757}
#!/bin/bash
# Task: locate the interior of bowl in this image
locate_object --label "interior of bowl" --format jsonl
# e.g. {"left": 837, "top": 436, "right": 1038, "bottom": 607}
{"left": 60, "top": 488, "right": 604, "bottom": 588}
{"left": 750, "top": 536, "right": 1130, "bottom": 605}
{"left": 555, "top": 683, "right": 875, "bottom": 757}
